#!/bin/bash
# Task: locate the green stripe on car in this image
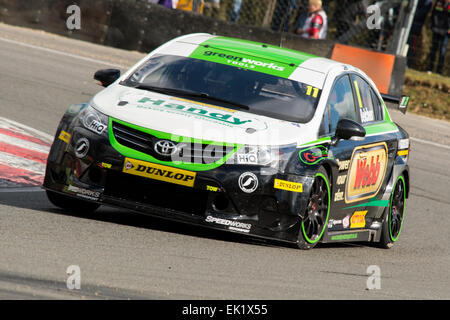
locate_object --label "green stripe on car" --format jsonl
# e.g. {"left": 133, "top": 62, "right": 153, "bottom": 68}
{"left": 189, "top": 36, "right": 317, "bottom": 78}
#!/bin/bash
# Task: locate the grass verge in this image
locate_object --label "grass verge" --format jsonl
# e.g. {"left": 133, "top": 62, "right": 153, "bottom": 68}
{"left": 403, "top": 69, "right": 450, "bottom": 121}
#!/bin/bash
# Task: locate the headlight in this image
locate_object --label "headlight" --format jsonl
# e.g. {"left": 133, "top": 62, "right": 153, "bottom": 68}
{"left": 78, "top": 103, "right": 109, "bottom": 136}
{"left": 232, "top": 144, "right": 296, "bottom": 170}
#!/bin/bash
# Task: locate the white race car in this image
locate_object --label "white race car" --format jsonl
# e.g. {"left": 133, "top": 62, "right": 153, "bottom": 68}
{"left": 44, "top": 33, "right": 410, "bottom": 249}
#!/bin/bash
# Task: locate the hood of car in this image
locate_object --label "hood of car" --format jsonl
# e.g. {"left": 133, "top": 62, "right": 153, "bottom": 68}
{"left": 92, "top": 85, "right": 318, "bottom": 146}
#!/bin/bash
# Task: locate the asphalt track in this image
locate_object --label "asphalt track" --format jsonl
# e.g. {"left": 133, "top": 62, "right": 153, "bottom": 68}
{"left": 0, "top": 23, "right": 449, "bottom": 300}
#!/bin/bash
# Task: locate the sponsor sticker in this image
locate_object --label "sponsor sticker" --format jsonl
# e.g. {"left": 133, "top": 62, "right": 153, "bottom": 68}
{"left": 74, "top": 138, "right": 90, "bottom": 158}
{"left": 342, "top": 216, "right": 350, "bottom": 229}
{"left": 345, "top": 142, "right": 388, "bottom": 203}
{"left": 99, "top": 162, "right": 112, "bottom": 169}
{"left": 337, "top": 159, "right": 350, "bottom": 171}
{"left": 85, "top": 119, "right": 107, "bottom": 135}
{"left": 205, "top": 216, "right": 251, "bottom": 233}
{"left": 273, "top": 179, "right": 303, "bottom": 193}
{"left": 328, "top": 219, "right": 342, "bottom": 229}
{"left": 67, "top": 185, "right": 100, "bottom": 201}
{"left": 299, "top": 145, "right": 329, "bottom": 165}
{"left": 238, "top": 172, "right": 258, "bottom": 193}
{"left": 336, "top": 174, "right": 347, "bottom": 185}
{"left": 206, "top": 185, "right": 219, "bottom": 192}
{"left": 236, "top": 153, "right": 258, "bottom": 165}
{"left": 334, "top": 189, "right": 344, "bottom": 202}
{"left": 137, "top": 97, "right": 253, "bottom": 126}
{"left": 190, "top": 46, "right": 292, "bottom": 78}
{"left": 58, "top": 130, "right": 71, "bottom": 144}
{"left": 331, "top": 233, "right": 358, "bottom": 241}
{"left": 350, "top": 210, "right": 367, "bottom": 229}
{"left": 360, "top": 108, "right": 375, "bottom": 123}
{"left": 122, "top": 158, "right": 196, "bottom": 187}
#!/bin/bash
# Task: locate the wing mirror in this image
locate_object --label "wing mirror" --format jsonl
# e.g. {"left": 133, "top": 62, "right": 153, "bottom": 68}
{"left": 94, "top": 69, "right": 121, "bottom": 87}
{"left": 333, "top": 119, "right": 366, "bottom": 143}
{"left": 398, "top": 96, "right": 410, "bottom": 114}
{"left": 381, "top": 94, "right": 410, "bottom": 114}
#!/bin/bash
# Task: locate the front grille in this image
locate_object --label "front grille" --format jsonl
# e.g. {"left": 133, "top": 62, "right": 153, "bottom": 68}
{"left": 104, "top": 170, "right": 209, "bottom": 216}
{"left": 112, "top": 121, "right": 234, "bottom": 164}
{"left": 112, "top": 121, "right": 155, "bottom": 154}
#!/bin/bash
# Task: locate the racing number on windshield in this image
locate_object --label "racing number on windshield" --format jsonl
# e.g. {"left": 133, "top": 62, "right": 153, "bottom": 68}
{"left": 306, "top": 86, "right": 319, "bottom": 98}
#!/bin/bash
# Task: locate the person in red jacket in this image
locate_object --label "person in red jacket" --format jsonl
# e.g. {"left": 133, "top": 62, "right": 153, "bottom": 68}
{"left": 295, "top": 0, "right": 328, "bottom": 39}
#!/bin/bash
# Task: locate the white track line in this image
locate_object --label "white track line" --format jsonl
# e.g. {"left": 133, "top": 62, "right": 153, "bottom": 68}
{"left": 0, "top": 151, "right": 46, "bottom": 174}
{"left": 0, "top": 117, "right": 54, "bottom": 143}
{"left": 410, "top": 137, "right": 450, "bottom": 151}
{"left": 0, "top": 134, "right": 50, "bottom": 154}
{"left": 0, "top": 36, "right": 127, "bottom": 69}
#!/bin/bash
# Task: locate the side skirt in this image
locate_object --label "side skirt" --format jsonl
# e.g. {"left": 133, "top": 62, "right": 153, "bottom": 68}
{"left": 322, "top": 229, "right": 380, "bottom": 243}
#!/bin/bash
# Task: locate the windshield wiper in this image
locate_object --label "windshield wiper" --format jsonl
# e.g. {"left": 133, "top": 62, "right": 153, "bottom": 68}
{"left": 133, "top": 84, "right": 249, "bottom": 110}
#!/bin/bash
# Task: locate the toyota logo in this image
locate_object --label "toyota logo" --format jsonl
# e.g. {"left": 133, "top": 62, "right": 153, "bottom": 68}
{"left": 154, "top": 140, "right": 178, "bottom": 156}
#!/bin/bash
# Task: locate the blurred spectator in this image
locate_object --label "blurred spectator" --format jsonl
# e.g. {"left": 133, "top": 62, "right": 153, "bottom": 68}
{"left": 271, "top": 0, "right": 298, "bottom": 32}
{"left": 407, "top": 0, "right": 433, "bottom": 67}
{"left": 293, "top": 0, "right": 309, "bottom": 33}
{"left": 229, "top": 0, "right": 242, "bottom": 22}
{"left": 321, "top": 0, "right": 331, "bottom": 12}
{"left": 204, "top": 0, "right": 220, "bottom": 18}
{"left": 295, "top": 0, "right": 327, "bottom": 39}
{"left": 177, "top": 0, "right": 204, "bottom": 13}
{"left": 157, "top": 0, "right": 174, "bottom": 9}
{"left": 150, "top": 0, "right": 178, "bottom": 8}
{"left": 334, "top": 0, "right": 366, "bottom": 40}
{"left": 406, "top": 0, "right": 432, "bottom": 66}
{"left": 428, "top": 0, "right": 449, "bottom": 74}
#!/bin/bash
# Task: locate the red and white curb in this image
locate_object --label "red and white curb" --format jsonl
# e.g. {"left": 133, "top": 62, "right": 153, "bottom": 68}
{"left": 0, "top": 117, "right": 53, "bottom": 187}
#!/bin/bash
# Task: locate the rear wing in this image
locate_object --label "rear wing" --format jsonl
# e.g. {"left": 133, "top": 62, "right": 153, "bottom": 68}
{"left": 381, "top": 94, "right": 410, "bottom": 114}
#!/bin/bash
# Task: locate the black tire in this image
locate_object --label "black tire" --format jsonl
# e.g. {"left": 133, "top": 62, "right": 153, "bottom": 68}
{"left": 46, "top": 190, "right": 100, "bottom": 213}
{"left": 378, "top": 175, "right": 406, "bottom": 249}
{"left": 296, "top": 167, "right": 331, "bottom": 250}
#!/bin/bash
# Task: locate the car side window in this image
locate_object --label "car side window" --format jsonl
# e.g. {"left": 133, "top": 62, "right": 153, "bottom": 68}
{"left": 327, "top": 75, "right": 357, "bottom": 134}
{"left": 351, "top": 75, "right": 380, "bottom": 124}
{"left": 370, "top": 88, "right": 384, "bottom": 121}
{"left": 319, "top": 107, "right": 330, "bottom": 137}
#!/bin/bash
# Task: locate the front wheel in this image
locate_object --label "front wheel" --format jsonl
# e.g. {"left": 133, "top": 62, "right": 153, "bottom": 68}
{"left": 296, "top": 167, "right": 331, "bottom": 250}
{"left": 378, "top": 175, "right": 406, "bottom": 249}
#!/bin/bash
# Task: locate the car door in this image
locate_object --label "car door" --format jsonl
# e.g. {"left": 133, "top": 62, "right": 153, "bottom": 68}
{"left": 344, "top": 74, "right": 398, "bottom": 226}
{"left": 319, "top": 74, "right": 364, "bottom": 229}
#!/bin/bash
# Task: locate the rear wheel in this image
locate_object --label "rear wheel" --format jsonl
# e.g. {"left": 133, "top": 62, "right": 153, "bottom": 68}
{"left": 46, "top": 190, "right": 100, "bottom": 213}
{"left": 379, "top": 175, "right": 406, "bottom": 249}
{"left": 296, "top": 167, "right": 330, "bottom": 250}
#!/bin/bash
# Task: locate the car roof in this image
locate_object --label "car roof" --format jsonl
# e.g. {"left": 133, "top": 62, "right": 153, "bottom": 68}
{"left": 149, "top": 33, "right": 365, "bottom": 90}
{"left": 176, "top": 33, "right": 346, "bottom": 75}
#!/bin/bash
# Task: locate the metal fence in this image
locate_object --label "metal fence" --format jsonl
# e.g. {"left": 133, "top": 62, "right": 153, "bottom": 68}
{"left": 168, "top": 0, "right": 417, "bottom": 55}
{"left": 168, "top": 0, "right": 450, "bottom": 75}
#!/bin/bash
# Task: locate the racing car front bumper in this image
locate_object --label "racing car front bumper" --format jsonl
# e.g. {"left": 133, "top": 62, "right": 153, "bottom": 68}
{"left": 44, "top": 119, "right": 315, "bottom": 243}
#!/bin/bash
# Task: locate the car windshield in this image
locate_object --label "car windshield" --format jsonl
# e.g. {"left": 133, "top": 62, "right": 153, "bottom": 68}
{"left": 123, "top": 54, "right": 322, "bottom": 123}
